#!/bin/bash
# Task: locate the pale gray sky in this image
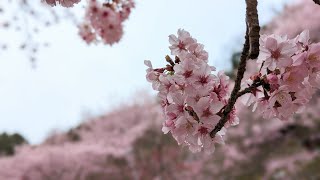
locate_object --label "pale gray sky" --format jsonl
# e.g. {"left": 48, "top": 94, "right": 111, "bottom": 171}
{"left": 0, "top": 0, "right": 293, "bottom": 144}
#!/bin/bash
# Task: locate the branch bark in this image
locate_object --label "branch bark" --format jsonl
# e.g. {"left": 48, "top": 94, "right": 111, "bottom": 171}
{"left": 313, "top": 0, "right": 320, "bottom": 5}
{"left": 246, "top": 0, "right": 260, "bottom": 59}
{"left": 210, "top": 0, "right": 260, "bottom": 138}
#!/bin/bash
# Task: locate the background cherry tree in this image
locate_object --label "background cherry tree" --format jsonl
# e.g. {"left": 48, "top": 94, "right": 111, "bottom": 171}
{"left": 0, "top": 0, "right": 320, "bottom": 179}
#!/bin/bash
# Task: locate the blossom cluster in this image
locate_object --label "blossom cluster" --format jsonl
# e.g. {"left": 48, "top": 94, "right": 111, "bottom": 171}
{"left": 78, "top": 0, "right": 134, "bottom": 45}
{"left": 145, "top": 29, "right": 239, "bottom": 154}
{"left": 42, "top": 0, "right": 81, "bottom": 7}
{"left": 242, "top": 30, "right": 320, "bottom": 121}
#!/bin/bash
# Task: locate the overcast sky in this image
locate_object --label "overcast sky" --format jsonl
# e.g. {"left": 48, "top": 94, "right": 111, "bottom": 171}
{"left": 0, "top": 0, "right": 293, "bottom": 144}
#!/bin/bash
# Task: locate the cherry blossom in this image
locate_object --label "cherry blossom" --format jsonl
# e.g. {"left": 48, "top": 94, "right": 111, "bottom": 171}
{"left": 79, "top": 0, "right": 135, "bottom": 45}
{"left": 243, "top": 30, "right": 320, "bottom": 121}
{"left": 145, "top": 29, "right": 237, "bottom": 154}
{"left": 258, "top": 34, "right": 296, "bottom": 71}
{"left": 147, "top": 27, "right": 320, "bottom": 154}
{"left": 169, "top": 29, "right": 196, "bottom": 57}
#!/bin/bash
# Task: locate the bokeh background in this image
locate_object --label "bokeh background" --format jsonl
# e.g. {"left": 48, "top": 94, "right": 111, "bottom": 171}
{"left": 0, "top": 0, "right": 320, "bottom": 179}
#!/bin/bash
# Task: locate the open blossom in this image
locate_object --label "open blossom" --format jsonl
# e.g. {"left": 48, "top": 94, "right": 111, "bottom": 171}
{"left": 190, "top": 63, "right": 217, "bottom": 89}
{"left": 295, "top": 30, "right": 311, "bottom": 52}
{"left": 243, "top": 30, "right": 320, "bottom": 121}
{"left": 214, "top": 71, "right": 231, "bottom": 101}
{"left": 78, "top": 23, "right": 96, "bottom": 44}
{"left": 145, "top": 29, "right": 237, "bottom": 154}
{"left": 78, "top": 0, "right": 135, "bottom": 45}
{"left": 42, "top": 0, "right": 81, "bottom": 7}
{"left": 169, "top": 29, "right": 196, "bottom": 57}
{"left": 187, "top": 43, "right": 209, "bottom": 62}
{"left": 281, "top": 65, "right": 308, "bottom": 91}
{"left": 258, "top": 34, "right": 296, "bottom": 71}
{"left": 193, "top": 96, "right": 223, "bottom": 123}
{"left": 269, "top": 87, "right": 295, "bottom": 120}
{"left": 305, "top": 43, "right": 320, "bottom": 68}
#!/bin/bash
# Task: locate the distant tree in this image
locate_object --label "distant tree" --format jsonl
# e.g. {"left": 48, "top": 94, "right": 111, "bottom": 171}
{"left": 0, "top": 133, "right": 27, "bottom": 156}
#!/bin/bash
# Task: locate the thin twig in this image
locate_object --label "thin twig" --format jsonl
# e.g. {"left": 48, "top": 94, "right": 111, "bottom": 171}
{"left": 210, "top": 0, "right": 260, "bottom": 138}
{"left": 236, "top": 81, "right": 263, "bottom": 98}
{"left": 210, "top": 27, "right": 250, "bottom": 138}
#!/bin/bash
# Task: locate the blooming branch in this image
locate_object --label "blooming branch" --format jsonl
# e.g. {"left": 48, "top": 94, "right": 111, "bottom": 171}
{"left": 145, "top": 0, "right": 320, "bottom": 154}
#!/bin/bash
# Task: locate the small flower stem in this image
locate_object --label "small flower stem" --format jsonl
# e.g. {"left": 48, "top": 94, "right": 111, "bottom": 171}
{"left": 236, "top": 81, "right": 263, "bottom": 98}
{"left": 210, "top": 0, "right": 260, "bottom": 138}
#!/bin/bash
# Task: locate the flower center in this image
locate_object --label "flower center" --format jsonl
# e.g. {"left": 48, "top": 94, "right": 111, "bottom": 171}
{"left": 183, "top": 70, "right": 193, "bottom": 78}
{"left": 186, "top": 121, "right": 193, "bottom": 130}
{"left": 178, "top": 105, "right": 184, "bottom": 113}
{"left": 308, "top": 54, "right": 319, "bottom": 62}
{"left": 198, "top": 126, "right": 208, "bottom": 135}
{"left": 202, "top": 108, "right": 212, "bottom": 118}
{"left": 178, "top": 41, "right": 185, "bottom": 50}
{"left": 199, "top": 76, "right": 208, "bottom": 85}
{"left": 271, "top": 49, "right": 281, "bottom": 60}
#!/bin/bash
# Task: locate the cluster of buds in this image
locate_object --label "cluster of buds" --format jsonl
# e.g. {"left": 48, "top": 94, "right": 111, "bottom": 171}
{"left": 145, "top": 29, "right": 239, "bottom": 154}
{"left": 242, "top": 30, "right": 320, "bottom": 121}
{"left": 78, "top": 0, "right": 134, "bottom": 45}
{"left": 42, "top": 0, "right": 81, "bottom": 7}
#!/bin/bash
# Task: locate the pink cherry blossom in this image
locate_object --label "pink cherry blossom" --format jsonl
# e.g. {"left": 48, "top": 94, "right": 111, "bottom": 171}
{"left": 169, "top": 29, "right": 196, "bottom": 56}
{"left": 266, "top": 73, "right": 280, "bottom": 92}
{"left": 173, "top": 58, "right": 197, "bottom": 83}
{"left": 281, "top": 65, "right": 308, "bottom": 91}
{"left": 306, "top": 43, "right": 320, "bottom": 68}
{"left": 214, "top": 71, "right": 231, "bottom": 101}
{"left": 78, "top": 0, "right": 135, "bottom": 45}
{"left": 258, "top": 34, "right": 296, "bottom": 71}
{"left": 243, "top": 30, "right": 320, "bottom": 121}
{"left": 295, "top": 30, "right": 311, "bottom": 52}
{"left": 187, "top": 43, "right": 209, "bottom": 62}
{"left": 145, "top": 29, "right": 237, "bottom": 154}
{"left": 193, "top": 96, "right": 223, "bottom": 123}
{"left": 78, "top": 23, "right": 96, "bottom": 44}
{"left": 190, "top": 63, "right": 216, "bottom": 89}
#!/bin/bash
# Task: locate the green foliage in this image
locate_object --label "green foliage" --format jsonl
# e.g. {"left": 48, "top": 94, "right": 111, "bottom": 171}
{"left": 67, "top": 129, "right": 81, "bottom": 142}
{"left": 226, "top": 51, "right": 241, "bottom": 80}
{"left": 0, "top": 132, "right": 27, "bottom": 156}
{"left": 296, "top": 157, "right": 320, "bottom": 179}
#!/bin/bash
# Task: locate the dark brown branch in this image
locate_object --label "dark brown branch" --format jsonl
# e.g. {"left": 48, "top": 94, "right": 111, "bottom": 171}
{"left": 313, "top": 0, "right": 320, "bottom": 5}
{"left": 246, "top": 0, "right": 260, "bottom": 59}
{"left": 210, "top": 0, "right": 260, "bottom": 138}
{"left": 210, "top": 27, "right": 250, "bottom": 138}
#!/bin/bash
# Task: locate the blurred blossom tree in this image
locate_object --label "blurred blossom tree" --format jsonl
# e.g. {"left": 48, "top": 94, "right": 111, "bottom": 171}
{"left": 1, "top": 0, "right": 320, "bottom": 179}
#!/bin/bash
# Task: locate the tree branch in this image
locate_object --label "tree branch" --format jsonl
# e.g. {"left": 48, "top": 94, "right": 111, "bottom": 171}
{"left": 313, "top": 0, "right": 320, "bottom": 5}
{"left": 210, "top": 0, "right": 260, "bottom": 138}
{"left": 246, "top": 0, "right": 260, "bottom": 59}
{"left": 210, "top": 27, "right": 249, "bottom": 138}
